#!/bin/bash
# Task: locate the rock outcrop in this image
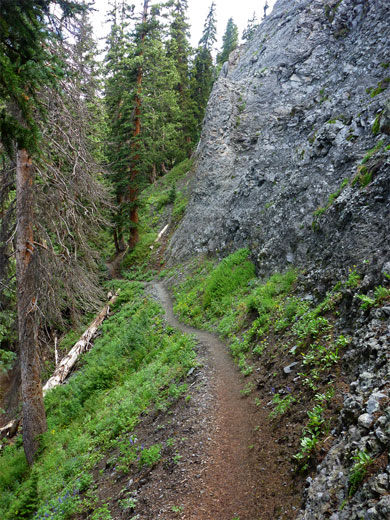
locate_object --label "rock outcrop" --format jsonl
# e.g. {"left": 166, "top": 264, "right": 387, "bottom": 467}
{"left": 168, "top": 0, "right": 390, "bottom": 518}
{"left": 169, "top": 0, "right": 390, "bottom": 286}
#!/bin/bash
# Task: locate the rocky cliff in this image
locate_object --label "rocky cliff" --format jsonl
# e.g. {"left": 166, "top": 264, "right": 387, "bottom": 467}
{"left": 169, "top": 1, "right": 390, "bottom": 518}
{"left": 170, "top": 0, "right": 390, "bottom": 285}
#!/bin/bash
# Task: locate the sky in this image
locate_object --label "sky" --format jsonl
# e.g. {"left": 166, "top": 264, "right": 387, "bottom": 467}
{"left": 90, "top": 0, "right": 277, "bottom": 50}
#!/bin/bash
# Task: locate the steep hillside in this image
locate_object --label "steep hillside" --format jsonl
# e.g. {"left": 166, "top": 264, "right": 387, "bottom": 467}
{"left": 2, "top": 1, "right": 390, "bottom": 519}
{"left": 169, "top": 0, "right": 390, "bottom": 285}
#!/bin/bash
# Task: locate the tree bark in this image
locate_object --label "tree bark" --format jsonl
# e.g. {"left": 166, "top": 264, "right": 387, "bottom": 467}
{"left": 15, "top": 148, "right": 47, "bottom": 465}
{"left": 127, "top": 0, "right": 149, "bottom": 249}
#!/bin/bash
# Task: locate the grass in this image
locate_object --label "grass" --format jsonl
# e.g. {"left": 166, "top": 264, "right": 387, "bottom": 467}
{"left": 173, "top": 249, "right": 256, "bottom": 329}
{"left": 0, "top": 281, "right": 197, "bottom": 519}
{"left": 173, "top": 252, "right": 361, "bottom": 472}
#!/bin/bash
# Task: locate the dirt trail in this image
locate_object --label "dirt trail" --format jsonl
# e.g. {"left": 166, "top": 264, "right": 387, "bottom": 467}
{"left": 152, "top": 282, "right": 295, "bottom": 520}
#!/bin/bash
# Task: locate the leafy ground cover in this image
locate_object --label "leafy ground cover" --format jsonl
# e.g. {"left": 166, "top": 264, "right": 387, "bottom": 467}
{"left": 0, "top": 281, "right": 197, "bottom": 519}
{"left": 171, "top": 249, "right": 357, "bottom": 473}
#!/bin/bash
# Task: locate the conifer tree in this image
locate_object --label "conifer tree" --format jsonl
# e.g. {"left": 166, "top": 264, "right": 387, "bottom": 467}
{"left": 137, "top": 7, "right": 182, "bottom": 182}
{"left": 105, "top": 0, "right": 152, "bottom": 251}
{"left": 105, "top": 0, "right": 185, "bottom": 251}
{"left": 190, "top": 2, "right": 217, "bottom": 139}
{"left": 0, "top": 0, "right": 109, "bottom": 465}
{"left": 166, "top": 0, "right": 196, "bottom": 155}
{"left": 242, "top": 12, "right": 259, "bottom": 42}
{"left": 217, "top": 17, "right": 238, "bottom": 65}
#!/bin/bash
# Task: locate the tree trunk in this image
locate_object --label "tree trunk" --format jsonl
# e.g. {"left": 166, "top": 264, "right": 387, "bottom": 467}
{"left": 15, "top": 148, "right": 47, "bottom": 465}
{"left": 127, "top": 0, "right": 149, "bottom": 249}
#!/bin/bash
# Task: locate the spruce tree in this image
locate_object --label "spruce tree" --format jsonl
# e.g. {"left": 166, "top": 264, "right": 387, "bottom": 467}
{"left": 0, "top": 0, "right": 109, "bottom": 465}
{"left": 217, "top": 17, "right": 239, "bottom": 65}
{"left": 104, "top": 0, "right": 138, "bottom": 252}
{"left": 166, "top": 0, "right": 195, "bottom": 156}
{"left": 242, "top": 12, "right": 259, "bottom": 42}
{"left": 190, "top": 2, "right": 217, "bottom": 140}
{"left": 105, "top": 0, "right": 186, "bottom": 252}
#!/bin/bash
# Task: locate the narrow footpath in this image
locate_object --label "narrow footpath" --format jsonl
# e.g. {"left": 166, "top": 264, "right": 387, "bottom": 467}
{"left": 150, "top": 282, "right": 299, "bottom": 520}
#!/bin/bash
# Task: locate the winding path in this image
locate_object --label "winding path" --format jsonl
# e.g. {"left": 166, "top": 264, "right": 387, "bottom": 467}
{"left": 151, "top": 282, "right": 285, "bottom": 520}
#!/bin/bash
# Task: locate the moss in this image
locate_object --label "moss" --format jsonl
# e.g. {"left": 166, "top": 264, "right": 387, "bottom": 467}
{"left": 372, "top": 113, "right": 382, "bottom": 135}
{"left": 361, "top": 140, "right": 385, "bottom": 164}
{"left": 367, "top": 78, "right": 390, "bottom": 98}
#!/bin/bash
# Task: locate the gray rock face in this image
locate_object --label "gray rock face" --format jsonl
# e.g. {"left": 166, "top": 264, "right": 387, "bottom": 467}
{"left": 168, "top": 0, "right": 390, "bottom": 287}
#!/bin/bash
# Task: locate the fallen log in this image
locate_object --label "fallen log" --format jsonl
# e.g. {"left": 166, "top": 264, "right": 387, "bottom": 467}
{"left": 0, "top": 417, "right": 20, "bottom": 440}
{"left": 42, "top": 291, "right": 119, "bottom": 395}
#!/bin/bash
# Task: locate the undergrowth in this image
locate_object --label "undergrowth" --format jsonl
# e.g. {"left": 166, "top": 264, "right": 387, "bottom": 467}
{"left": 0, "top": 281, "right": 196, "bottom": 519}
{"left": 121, "top": 159, "right": 193, "bottom": 278}
{"left": 173, "top": 249, "right": 358, "bottom": 471}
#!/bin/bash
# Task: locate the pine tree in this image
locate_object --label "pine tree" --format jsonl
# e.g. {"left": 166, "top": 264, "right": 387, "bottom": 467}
{"left": 0, "top": 0, "right": 109, "bottom": 465}
{"left": 104, "top": 0, "right": 138, "bottom": 252}
{"left": 105, "top": 1, "right": 186, "bottom": 252}
{"left": 190, "top": 2, "right": 217, "bottom": 139}
{"left": 217, "top": 17, "right": 239, "bottom": 65}
{"left": 198, "top": 2, "right": 217, "bottom": 53}
{"left": 104, "top": 0, "right": 152, "bottom": 251}
{"left": 136, "top": 8, "right": 182, "bottom": 182}
{"left": 242, "top": 12, "right": 259, "bottom": 42}
{"left": 166, "top": 0, "right": 195, "bottom": 156}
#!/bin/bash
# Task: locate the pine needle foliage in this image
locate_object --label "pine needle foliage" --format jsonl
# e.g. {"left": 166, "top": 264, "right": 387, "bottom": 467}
{"left": 217, "top": 17, "right": 239, "bottom": 65}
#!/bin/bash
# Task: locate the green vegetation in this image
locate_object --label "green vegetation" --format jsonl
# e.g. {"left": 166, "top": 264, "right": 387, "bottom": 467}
{"left": 174, "top": 249, "right": 256, "bottom": 329}
{"left": 372, "top": 113, "right": 382, "bottom": 135}
{"left": 361, "top": 140, "right": 385, "bottom": 164}
{"left": 269, "top": 393, "right": 296, "bottom": 418}
{"left": 351, "top": 165, "right": 372, "bottom": 188}
{"left": 356, "top": 285, "right": 390, "bottom": 310}
{"left": 349, "top": 139, "right": 389, "bottom": 189}
{"left": 121, "top": 159, "right": 193, "bottom": 278}
{"left": 217, "top": 17, "right": 239, "bottom": 66}
{"left": 0, "top": 281, "right": 197, "bottom": 519}
{"left": 312, "top": 178, "right": 349, "bottom": 227}
{"left": 366, "top": 78, "right": 390, "bottom": 98}
{"left": 171, "top": 253, "right": 373, "bottom": 474}
{"left": 349, "top": 450, "right": 373, "bottom": 496}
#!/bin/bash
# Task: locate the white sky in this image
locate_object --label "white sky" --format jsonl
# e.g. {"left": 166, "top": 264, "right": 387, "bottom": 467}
{"left": 90, "top": 0, "right": 277, "bottom": 50}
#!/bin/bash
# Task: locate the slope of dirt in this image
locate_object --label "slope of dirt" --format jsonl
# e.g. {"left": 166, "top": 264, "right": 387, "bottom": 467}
{"left": 80, "top": 281, "right": 303, "bottom": 520}
{"left": 146, "top": 282, "right": 301, "bottom": 520}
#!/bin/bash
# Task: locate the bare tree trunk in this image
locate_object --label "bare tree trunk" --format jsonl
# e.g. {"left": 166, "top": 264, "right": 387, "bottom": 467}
{"left": 15, "top": 148, "right": 47, "bottom": 465}
{"left": 150, "top": 163, "right": 157, "bottom": 184}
